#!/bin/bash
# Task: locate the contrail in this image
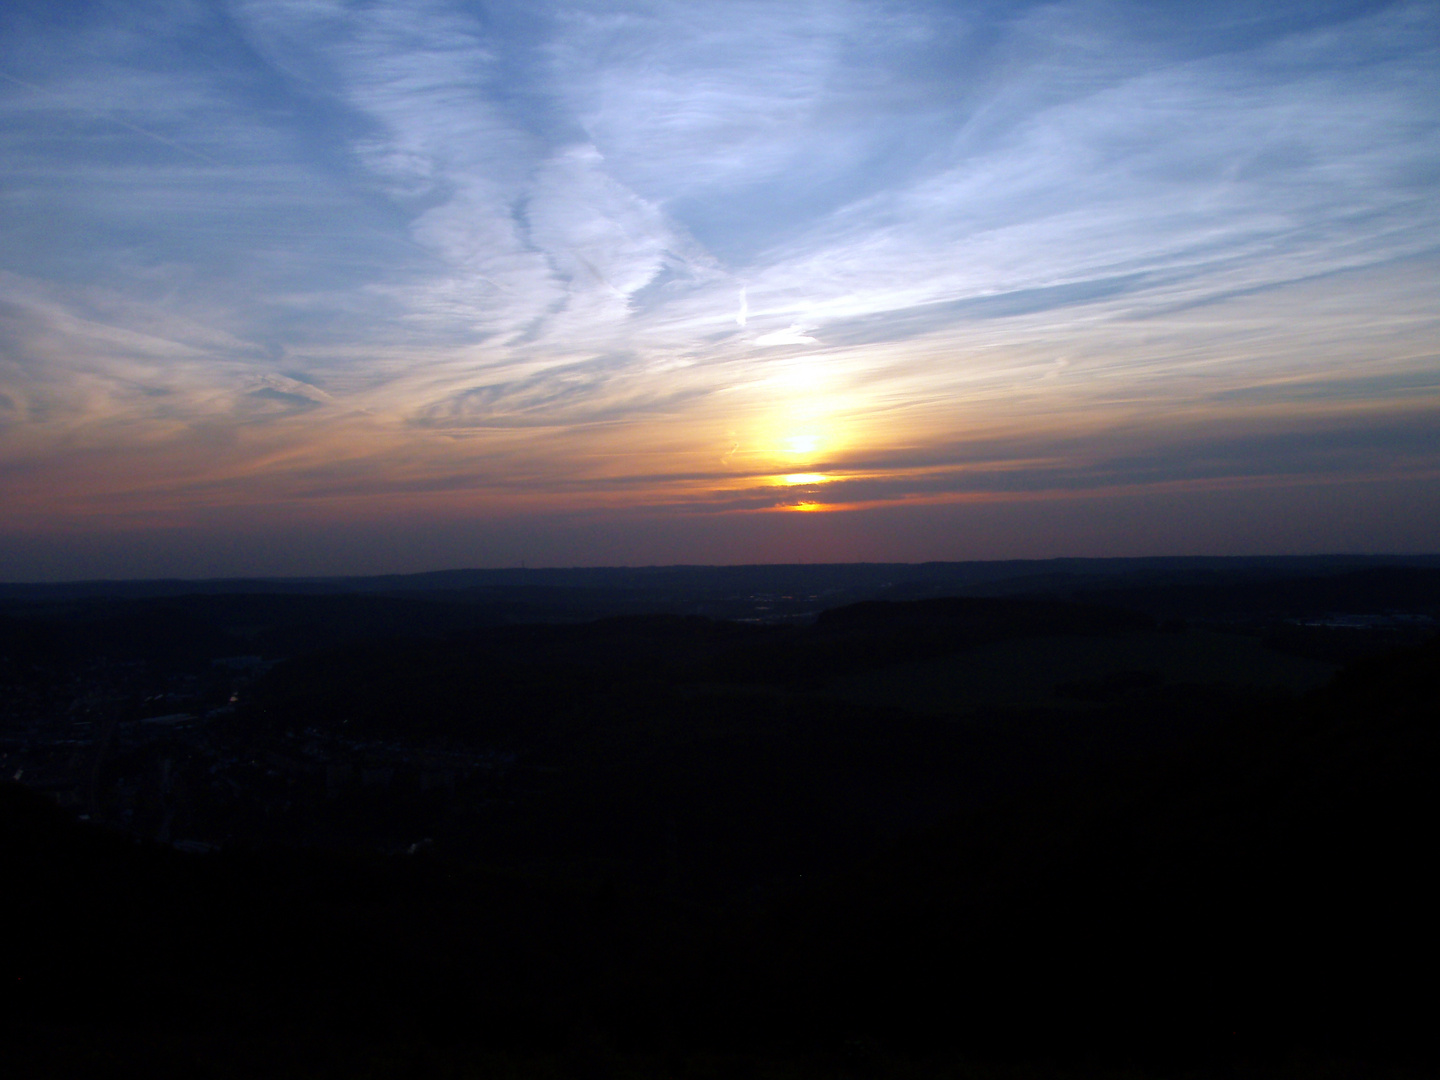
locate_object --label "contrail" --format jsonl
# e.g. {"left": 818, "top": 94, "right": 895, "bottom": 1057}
{"left": 736, "top": 287, "right": 748, "bottom": 327}
{"left": 0, "top": 69, "right": 222, "bottom": 166}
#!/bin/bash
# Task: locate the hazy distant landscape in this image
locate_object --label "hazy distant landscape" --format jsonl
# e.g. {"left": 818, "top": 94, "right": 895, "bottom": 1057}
{"left": 4, "top": 555, "right": 1435, "bottom": 1076}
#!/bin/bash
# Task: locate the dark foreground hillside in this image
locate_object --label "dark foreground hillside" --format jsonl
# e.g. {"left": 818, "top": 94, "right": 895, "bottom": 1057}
{"left": 2, "top": 598, "right": 1435, "bottom": 1077}
{"left": 672, "top": 635, "right": 1439, "bottom": 1064}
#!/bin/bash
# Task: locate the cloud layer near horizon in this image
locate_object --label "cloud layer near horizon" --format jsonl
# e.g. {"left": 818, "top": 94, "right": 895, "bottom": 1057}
{"left": 1, "top": 0, "right": 1437, "bottom": 575}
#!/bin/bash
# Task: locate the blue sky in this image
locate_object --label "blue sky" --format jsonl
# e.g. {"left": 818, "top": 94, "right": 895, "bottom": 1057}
{"left": 1, "top": 0, "right": 1437, "bottom": 577}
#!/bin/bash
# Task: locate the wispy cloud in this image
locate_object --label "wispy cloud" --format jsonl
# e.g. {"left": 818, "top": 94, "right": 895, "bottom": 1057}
{"left": 0, "top": 0, "right": 1437, "bottom": 571}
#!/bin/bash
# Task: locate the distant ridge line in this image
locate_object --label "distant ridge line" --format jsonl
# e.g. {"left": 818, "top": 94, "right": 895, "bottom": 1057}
{"left": 3, "top": 553, "right": 1439, "bottom": 601}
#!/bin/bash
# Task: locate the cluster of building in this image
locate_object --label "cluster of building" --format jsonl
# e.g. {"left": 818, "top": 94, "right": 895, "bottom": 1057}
{"left": 1, "top": 651, "right": 515, "bottom": 855}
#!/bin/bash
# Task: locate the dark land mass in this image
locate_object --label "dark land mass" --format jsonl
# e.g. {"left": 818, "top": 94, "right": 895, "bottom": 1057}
{"left": 5, "top": 551, "right": 1440, "bottom": 620}
{"left": 1, "top": 557, "right": 1436, "bottom": 1077}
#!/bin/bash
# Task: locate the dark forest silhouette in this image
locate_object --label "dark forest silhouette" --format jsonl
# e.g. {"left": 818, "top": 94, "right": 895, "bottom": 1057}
{"left": 2, "top": 559, "right": 1435, "bottom": 1077}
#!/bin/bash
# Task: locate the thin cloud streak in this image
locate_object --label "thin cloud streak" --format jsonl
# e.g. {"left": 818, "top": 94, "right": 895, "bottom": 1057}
{"left": 0, "top": 0, "right": 1437, "bottom": 572}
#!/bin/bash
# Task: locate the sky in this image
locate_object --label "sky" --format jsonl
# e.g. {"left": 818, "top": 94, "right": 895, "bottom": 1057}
{"left": 1, "top": 0, "right": 1437, "bottom": 579}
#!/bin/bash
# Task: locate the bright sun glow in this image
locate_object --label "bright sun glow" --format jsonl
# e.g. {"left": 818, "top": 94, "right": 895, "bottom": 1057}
{"left": 784, "top": 434, "right": 821, "bottom": 456}
{"left": 781, "top": 473, "right": 829, "bottom": 485}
